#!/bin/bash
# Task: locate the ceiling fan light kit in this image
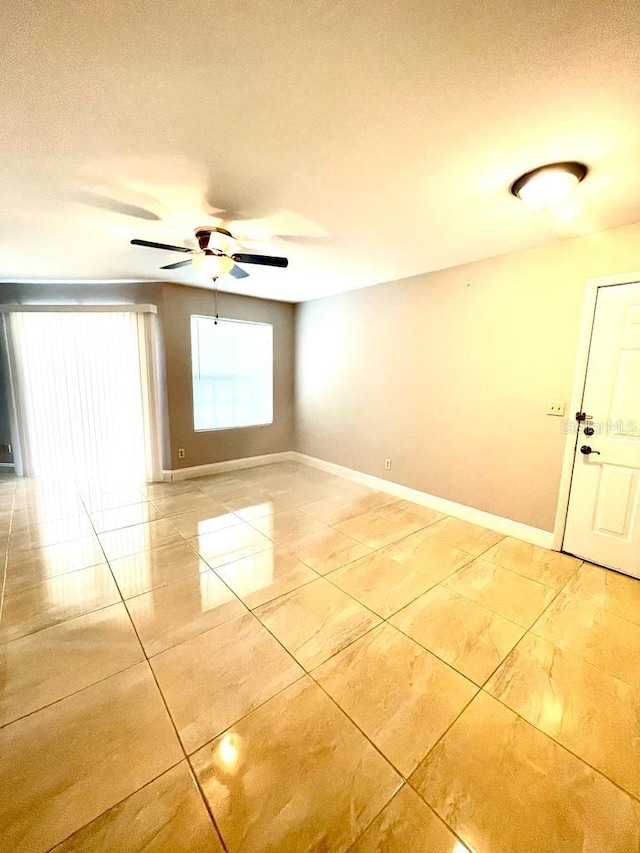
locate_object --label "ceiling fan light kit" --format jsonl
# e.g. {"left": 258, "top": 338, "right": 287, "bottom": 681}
{"left": 130, "top": 226, "right": 289, "bottom": 282}
{"left": 192, "top": 252, "right": 234, "bottom": 278}
{"left": 510, "top": 161, "right": 588, "bottom": 211}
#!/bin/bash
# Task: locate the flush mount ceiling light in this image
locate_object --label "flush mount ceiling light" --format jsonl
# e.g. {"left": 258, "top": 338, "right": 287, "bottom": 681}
{"left": 510, "top": 161, "right": 587, "bottom": 211}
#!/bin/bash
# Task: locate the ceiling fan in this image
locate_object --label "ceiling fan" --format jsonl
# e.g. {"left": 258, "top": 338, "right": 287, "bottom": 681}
{"left": 130, "top": 227, "right": 288, "bottom": 280}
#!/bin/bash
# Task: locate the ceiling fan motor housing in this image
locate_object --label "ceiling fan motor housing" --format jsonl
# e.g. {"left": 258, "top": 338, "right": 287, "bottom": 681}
{"left": 195, "top": 226, "right": 234, "bottom": 255}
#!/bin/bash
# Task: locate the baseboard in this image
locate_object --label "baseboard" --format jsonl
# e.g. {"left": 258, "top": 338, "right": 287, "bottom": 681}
{"left": 291, "top": 452, "right": 554, "bottom": 550}
{"left": 163, "top": 451, "right": 296, "bottom": 482}
{"left": 162, "top": 448, "right": 553, "bottom": 549}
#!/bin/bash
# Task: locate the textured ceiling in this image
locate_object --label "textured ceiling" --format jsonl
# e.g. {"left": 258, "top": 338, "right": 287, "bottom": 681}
{"left": 1, "top": 0, "right": 639, "bottom": 302}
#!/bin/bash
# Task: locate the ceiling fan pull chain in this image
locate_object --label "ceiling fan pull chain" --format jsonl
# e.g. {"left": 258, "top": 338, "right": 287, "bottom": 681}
{"left": 213, "top": 279, "right": 219, "bottom": 324}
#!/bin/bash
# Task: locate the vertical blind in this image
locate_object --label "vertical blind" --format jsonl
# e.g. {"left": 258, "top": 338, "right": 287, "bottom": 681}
{"left": 191, "top": 315, "right": 273, "bottom": 431}
{"left": 5, "top": 311, "right": 160, "bottom": 480}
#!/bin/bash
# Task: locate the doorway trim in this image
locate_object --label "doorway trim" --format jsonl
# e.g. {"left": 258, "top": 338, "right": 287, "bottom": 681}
{"left": 552, "top": 269, "right": 640, "bottom": 550}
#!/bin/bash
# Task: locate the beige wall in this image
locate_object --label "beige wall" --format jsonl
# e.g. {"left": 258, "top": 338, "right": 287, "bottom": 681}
{"left": 162, "top": 284, "right": 295, "bottom": 470}
{"left": 295, "top": 222, "right": 640, "bottom": 532}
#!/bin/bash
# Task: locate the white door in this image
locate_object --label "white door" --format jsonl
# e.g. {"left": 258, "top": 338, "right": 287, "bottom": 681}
{"left": 563, "top": 282, "right": 640, "bottom": 579}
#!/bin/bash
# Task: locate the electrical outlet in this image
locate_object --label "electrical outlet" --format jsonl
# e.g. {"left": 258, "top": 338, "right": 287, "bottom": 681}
{"left": 384, "top": 458, "right": 392, "bottom": 471}
{"left": 546, "top": 401, "right": 566, "bottom": 417}
{"left": 177, "top": 448, "right": 185, "bottom": 459}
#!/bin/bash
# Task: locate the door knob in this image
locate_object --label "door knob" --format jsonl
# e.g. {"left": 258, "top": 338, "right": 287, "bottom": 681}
{"left": 580, "top": 445, "right": 601, "bottom": 456}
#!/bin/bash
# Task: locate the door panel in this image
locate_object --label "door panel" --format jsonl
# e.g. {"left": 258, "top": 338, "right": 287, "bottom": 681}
{"left": 610, "top": 350, "right": 640, "bottom": 433}
{"left": 594, "top": 467, "right": 636, "bottom": 536}
{"left": 563, "top": 282, "right": 640, "bottom": 578}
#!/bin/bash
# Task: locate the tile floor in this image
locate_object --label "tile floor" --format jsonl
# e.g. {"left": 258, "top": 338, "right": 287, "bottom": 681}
{"left": 1, "top": 461, "right": 639, "bottom": 852}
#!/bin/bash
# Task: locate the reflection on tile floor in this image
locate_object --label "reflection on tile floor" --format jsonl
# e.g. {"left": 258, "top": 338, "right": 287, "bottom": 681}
{"left": 0, "top": 461, "right": 638, "bottom": 852}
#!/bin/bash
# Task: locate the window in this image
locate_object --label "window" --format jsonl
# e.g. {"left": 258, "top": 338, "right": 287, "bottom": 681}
{"left": 191, "top": 315, "right": 273, "bottom": 431}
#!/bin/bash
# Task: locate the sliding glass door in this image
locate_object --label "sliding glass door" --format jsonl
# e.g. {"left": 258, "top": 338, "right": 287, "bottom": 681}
{"left": 3, "top": 309, "right": 161, "bottom": 481}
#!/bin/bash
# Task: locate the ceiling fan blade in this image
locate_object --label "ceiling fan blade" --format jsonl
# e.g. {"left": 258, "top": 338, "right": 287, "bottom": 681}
{"left": 131, "top": 238, "right": 192, "bottom": 253}
{"left": 228, "top": 264, "right": 250, "bottom": 280}
{"left": 160, "top": 259, "right": 194, "bottom": 270}
{"left": 275, "top": 234, "right": 330, "bottom": 245}
{"left": 231, "top": 253, "right": 288, "bottom": 268}
{"left": 75, "top": 191, "right": 162, "bottom": 221}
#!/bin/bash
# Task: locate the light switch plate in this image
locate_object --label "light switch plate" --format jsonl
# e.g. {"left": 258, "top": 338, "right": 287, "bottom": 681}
{"left": 546, "top": 400, "right": 566, "bottom": 416}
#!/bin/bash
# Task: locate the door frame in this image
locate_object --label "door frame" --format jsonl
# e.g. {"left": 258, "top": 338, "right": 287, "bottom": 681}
{"left": 553, "top": 269, "right": 640, "bottom": 551}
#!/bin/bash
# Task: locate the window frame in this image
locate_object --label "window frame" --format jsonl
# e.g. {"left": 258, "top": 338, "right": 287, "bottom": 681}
{"left": 190, "top": 314, "right": 274, "bottom": 433}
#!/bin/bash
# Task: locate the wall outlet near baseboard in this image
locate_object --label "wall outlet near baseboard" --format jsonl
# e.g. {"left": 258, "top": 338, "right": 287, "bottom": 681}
{"left": 384, "top": 458, "right": 392, "bottom": 471}
{"left": 546, "top": 401, "right": 566, "bottom": 416}
{"left": 177, "top": 448, "right": 185, "bottom": 459}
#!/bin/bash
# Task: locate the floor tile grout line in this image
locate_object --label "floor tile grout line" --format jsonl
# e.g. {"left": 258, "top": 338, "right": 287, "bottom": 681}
{"left": 376, "top": 605, "right": 483, "bottom": 688}
{"left": 436, "top": 567, "right": 558, "bottom": 631}
{"left": 308, "top": 645, "right": 482, "bottom": 852}
{"left": 77, "top": 484, "right": 116, "bottom": 573}
{"left": 376, "top": 526, "right": 578, "bottom": 700}
{"left": 481, "top": 547, "right": 584, "bottom": 589}
{"left": 240, "top": 521, "right": 479, "bottom": 626}
{"left": 216, "top": 576, "right": 482, "bottom": 798}
{"left": 389, "top": 562, "right": 570, "bottom": 705}
{"left": 527, "top": 624, "right": 640, "bottom": 692}
{"left": 142, "top": 663, "right": 231, "bottom": 853}
{"left": 5, "top": 484, "right": 567, "bottom": 758}
{"left": 319, "top": 551, "right": 478, "bottom": 624}
{"left": 242, "top": 496, "right": 446, "bottom": 551}
{"left": 39, "top": 759, "right": 188, "bottom": 853}
{"left": 532, "top": 579, "right": 640, "bottom": 634}
{"left": 474, "top": 574, "right": 570, "bottom": 691}
{"left": 76, "top": 484, "right": 232, "bottom": 851}
{"left": 0, "top": 480, "right": 504, "bottom": 660}
{"left": 189, "top": 554, "right": 404, "bottom": 753}
{"left": 181, "top": 668, "right": 311, "bottom": 850}
{"left": 180, "top": 654, "right": 406, "bottom": 852}
{"left": 220, "top": 511, "right": 510, "bottom": 692}
{"left": 0, "top": 656, "right": 146, "bottom": 730}
{"left": 474, "top": 566, "right": 640, "bottom": 801}
{"left": 3, "top": 549, "right": 105, "bottom": 585}
{"left": 182, "top": 670, "right": 310, "bottom": 758}
{"left": 386, "top": 613, "right": 491, "bottom": 689}
{"left": 294, "top": 548, "right": 375, "bottom": 577}
{"left": 127, "top": 549, "right": 375, "bottom": 676}
{"left": 406, "top": 554, "right": 640, "bottom": 807}
{"left": 0, "top": 593, "right": 124, "bottom": 647}
{"left": 106, "top": 504, "right": 360, "bottom": 852}
{"left": 247, "top": 572, "right": 401, "bottom": 677}
{"left": 456, "top": 552, "right": 572, "bottom": 594}
{"left": 403, "top": 775, "right": 478, "bottom": 852}
{"left": 295, "top": 493, "right": 402, "bottom": 521}
{"left": 344, "top": 782, "right": 472, "bottom": 853}
{"left": 399, "top": 655, "right": 581, "bottom": 848}
{"left": 481, "top": 688, "right": 640, "bottom": 806}
{"left": 325, "top": 514, "right": 447, "bottom": 552}
{"left": 8, "top": 468, "right": 638, "bottom": 849}
{"left": 239, "top": 570, "right": 324, "bottom": 611}
{"left": 310, "top": 653, "right": 476, "bottom": 782}
{"left": 93, "top": 498, "right": 232, "bottom": 852}
{"left": 406, "top": 681, "right": 482, "bottom": 780}
{"left": 0, "top": 482, "right": 19, "bottom": 632}
{"left": 123, "top": 590, "right": 252, "bottom": 659}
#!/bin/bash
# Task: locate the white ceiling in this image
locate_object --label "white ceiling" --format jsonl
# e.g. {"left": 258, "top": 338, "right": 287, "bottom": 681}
{"left": 1, "top": 0, "right": 639, "bottom": 302}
